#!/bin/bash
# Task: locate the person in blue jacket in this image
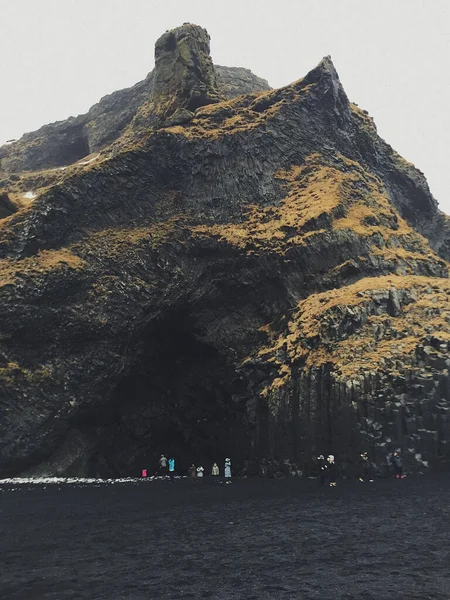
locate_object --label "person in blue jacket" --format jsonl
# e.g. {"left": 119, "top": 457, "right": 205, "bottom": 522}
{"left": 168, "top": 458, "right": 175, "bottom": 481}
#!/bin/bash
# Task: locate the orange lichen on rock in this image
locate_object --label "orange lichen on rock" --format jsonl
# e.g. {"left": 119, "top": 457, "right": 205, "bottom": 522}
{"left": 0, "top": 249, "right": 85, "bottom": 285}
{"left": 259, "top": 275, "right": 450, "bottom": 392}
{"left": 161, "top": 78, "right": 316, "bottom": 140}
{"left": 75, "top": 219, "right": 183, "bottom": 261}
{"left": 192, "top": 153, "right": 445, "bottom": 276}
{"left": 193, "top": 154, "right": 362, "bottom": 252}
{"left": 0, "top": 358, "right": 58, "bottom": 387}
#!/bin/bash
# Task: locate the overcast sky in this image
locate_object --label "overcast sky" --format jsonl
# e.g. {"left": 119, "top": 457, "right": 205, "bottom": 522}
{"left": 1, "top": 0, "right": 449, "bottom": 214}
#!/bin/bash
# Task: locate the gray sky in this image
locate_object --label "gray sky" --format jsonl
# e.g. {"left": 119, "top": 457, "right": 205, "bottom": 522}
{"left": 1, "top": 0, "right": 449, "bottom": 215}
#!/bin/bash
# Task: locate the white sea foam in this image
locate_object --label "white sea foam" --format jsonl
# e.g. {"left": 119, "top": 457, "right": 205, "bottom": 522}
{"left": 1, "top": 477, "right": 141, "bottom": 485}
{"left": 0, "top": 475, "right": 184, "bottom": 486}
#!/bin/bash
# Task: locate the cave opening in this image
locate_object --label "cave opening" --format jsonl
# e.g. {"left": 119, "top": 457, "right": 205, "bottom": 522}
{"left": 87, "top": 309, "right": 252, "bottom": 477}
{"left": 58, "top": 129, "right": 91, "bottom": 166}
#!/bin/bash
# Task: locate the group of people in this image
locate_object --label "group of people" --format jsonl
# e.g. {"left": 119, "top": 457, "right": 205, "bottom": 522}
{"left": 317, "top": 454, "right": 338, "bottom": 487}
{"left": 142, "top": 450, "right": 406, "bottom": 485}
{"left": 187, "top": 458, "right": 232, "bottom": 483}
{"left": 317, "top": 450, "right": 406, "bottom": 487}
{"left": 142, "top": 455, "right": 233, "bottom": 483}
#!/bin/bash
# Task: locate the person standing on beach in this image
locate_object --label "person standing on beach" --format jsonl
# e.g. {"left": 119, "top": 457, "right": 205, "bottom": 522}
{"left": 327, "top": 455, "right": 337, "bottom": 487}
{"left": 188, "top": 464, "right": 196, "bottom": 478}
{"left": 211, "top": 463, "right": 219, "bottom": 476}
{"left": 391, "top": 451, "right": 405, "bottom": 479}
{"left": 224, "top": 458, "right": 232, "bottom": 484}
{"left": 260, "top": 458, "right": 268, "bottom": 478}
{"left": 196, "top": 465, "right": 204, "bottom": 480}
{"left": 159, "top": 454, "right": 168, "bottom": 476}
{"left": 168, "top": 458, "right": 175, "bottom": 481}
{"left": 317, "top": 455, "right": 327, "bottom": 487}
{"left": 359, "top": 452, "right": 373, "bottom": 482}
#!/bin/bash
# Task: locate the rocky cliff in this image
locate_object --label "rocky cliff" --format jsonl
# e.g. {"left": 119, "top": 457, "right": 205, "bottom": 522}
{"left": 0, "top": 25, "right": 269, "bottom": 174}
{"left": 0, "top": 24, "right": 449, "bottom": 478}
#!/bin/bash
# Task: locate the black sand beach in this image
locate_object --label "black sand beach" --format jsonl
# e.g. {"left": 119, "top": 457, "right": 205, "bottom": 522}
{"left": 1, "top": 474, "right": 450, "bottom": 600}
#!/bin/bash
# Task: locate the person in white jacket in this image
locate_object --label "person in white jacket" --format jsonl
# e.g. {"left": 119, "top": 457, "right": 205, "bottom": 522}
{"left": 211, "top": 463, "right": 219, "bottom": 476}
{"left": 224, "top": 458, "right": 232, "bottom": 484}
{"left": 196, "top": 465, "right": 204, "bottom": 479}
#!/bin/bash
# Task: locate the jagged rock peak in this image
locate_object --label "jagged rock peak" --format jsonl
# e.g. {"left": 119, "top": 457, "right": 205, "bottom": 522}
{"left": 311, "top": 55, "right": 339, "bottom": 77}
{"left": 132, "top": 23, "right": 223, "bottom": 129}
{"left": 302, "top": 55, "right": 350, "bottom": 120}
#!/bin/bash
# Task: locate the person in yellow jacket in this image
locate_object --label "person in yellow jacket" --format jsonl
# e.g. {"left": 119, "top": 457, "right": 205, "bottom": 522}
{"left": 211, "top": 463, "right": 219, "bottom": 476}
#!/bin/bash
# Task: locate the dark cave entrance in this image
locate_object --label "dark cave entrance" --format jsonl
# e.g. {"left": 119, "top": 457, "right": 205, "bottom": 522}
{"left": 88, "top": 310, "right": 252, "bottom": 477}
{"left": 55, "top": 123, "right": 91, "bottom": 166}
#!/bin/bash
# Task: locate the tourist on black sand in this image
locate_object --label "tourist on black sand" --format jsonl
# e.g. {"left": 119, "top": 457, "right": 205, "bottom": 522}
{"left": 317, "top": 454, "right": 327, "bottom": 487}
{"left": 327, "top": 454, "right": 337, "bottom": 487}
{"left": 196, "top": 465, "right": 204, "bottom": 480}
{"left": 168, "top": 457, "right": 175, "bottom": 481}
{"left": 224, "top": 458, "right": 232, "bottom": 484}
{"left": 391, "top": 450, "right": 405, "bottom": 479}
{"left": 188, "top": 464, "right": 196, "bottom": 478}
{"left": 211, "top": 462, "right": 219, "bottom": 476}
{"left": 159, "top": 454, "right": 168, "bottom": 476}
{"left": 359, "top": 452, "right": 374, "bottom": 482}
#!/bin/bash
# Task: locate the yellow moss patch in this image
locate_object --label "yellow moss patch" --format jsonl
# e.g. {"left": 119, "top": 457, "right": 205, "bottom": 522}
{"left": 191, "top": 153, "right": 448, "bottom": 276}
{"left": 0, "top": 249, "right": 85, "bottom": 284}
{"left": 370, "top": 246, "right": 447, "bottom": 270}
{"left": 0, "top": 361, "right": 57, "bottom": 387}
{"left": 295, "top": 275, "right": 449, "bottom": 338}
{"left": 160, "top": 79, "right": 316, "bottom": 141}
{"left": 193, "top": 154, "right": 362, "bottom": 252}
{"left": 259, "top": 275, "right": 450, "bottom": 393}
{"left": 78, "top": 219, "right": 182, "bottom": 261}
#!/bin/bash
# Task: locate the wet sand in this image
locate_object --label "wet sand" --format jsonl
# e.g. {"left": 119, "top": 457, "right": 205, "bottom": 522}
{"left": 1, "top": 474, "right": 450, "bottom": 599}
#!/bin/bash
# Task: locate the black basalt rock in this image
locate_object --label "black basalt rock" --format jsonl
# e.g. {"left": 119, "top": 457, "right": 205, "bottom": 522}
{"left": 0, "top": 25, "right": 449, "bottom": 479}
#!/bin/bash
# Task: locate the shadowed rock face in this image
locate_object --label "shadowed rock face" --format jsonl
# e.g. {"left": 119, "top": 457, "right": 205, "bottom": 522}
{"left": 0, "top": 25, "right": 449, "bottom": 478}
{"left": 0, "top": 193, "right": 17, "bottom": 219}
{"left": 215, "top": 65, "right": 270, "bottom": 98}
